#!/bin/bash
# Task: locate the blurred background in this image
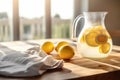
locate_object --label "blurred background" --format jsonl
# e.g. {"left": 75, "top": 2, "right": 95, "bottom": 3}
{"left": 0, "top": 0, "right": 120, "bottom": 45}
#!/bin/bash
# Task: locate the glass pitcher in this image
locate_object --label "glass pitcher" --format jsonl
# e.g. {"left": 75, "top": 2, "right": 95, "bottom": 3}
{"left": 72, "top": 12, "right": 112, "bottom": 59}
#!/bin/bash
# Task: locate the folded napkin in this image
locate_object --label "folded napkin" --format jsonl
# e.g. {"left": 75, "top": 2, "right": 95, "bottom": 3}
{"left": 0, "top": 46, "right": 63, "bottom": 77}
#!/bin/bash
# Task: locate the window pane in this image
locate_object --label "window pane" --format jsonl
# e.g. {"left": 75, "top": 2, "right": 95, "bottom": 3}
{"left": 19, "top": 0, "right": 45, "bottom": 40}
{"left": 51, "top": 0, "right": 73, "bottom": 38}
{"left": 0, "top": 0, "right": 13, "bottom": 41}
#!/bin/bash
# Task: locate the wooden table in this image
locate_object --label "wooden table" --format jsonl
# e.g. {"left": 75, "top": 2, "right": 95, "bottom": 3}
{"left": 0, "top": 39, "right": 120, "bottom": 80}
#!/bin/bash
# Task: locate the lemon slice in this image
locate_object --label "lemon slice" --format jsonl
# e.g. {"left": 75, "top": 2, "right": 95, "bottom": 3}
{"left": 55, "top": 41, "right": 69, "bottom": 52}
{"left": 99, "top": 43, "right": 111, "bottom": 54}
{"left": 58, "top": 45, "right": 75, "bottom": 60}
{"left": 80, "top": 35, "right": 85, "bottom": 43}
{"left": 41, "top": 41, "right": 54, "bottom": 54}
{"left": 85, "top": 32, "right": 99, "bottom": 47}
{"left": 96, "top": 34, "right": 108, "bottom": 44}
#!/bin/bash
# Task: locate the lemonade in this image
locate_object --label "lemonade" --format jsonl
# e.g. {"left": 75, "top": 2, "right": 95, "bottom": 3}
{"left": 77, "top": 25, "right": 112, "bottom": 59}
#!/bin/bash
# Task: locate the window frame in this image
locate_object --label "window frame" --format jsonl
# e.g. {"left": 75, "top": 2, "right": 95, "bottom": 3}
{"left": 12, "top": 0, "right": 88, "bottom": 40}
{"left": 13, "top": 0, "right": 20, "bottom": 40}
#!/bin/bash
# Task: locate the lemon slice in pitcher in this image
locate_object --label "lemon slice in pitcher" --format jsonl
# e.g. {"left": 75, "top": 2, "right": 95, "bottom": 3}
{"left": 85, "top": 32, "right": 99, "bottom": 47}
{"left": 96, "top": 34, "right": 108, "bottom": 44}
{"left": 99, "top": 42, "right": 111, "bottom": 54}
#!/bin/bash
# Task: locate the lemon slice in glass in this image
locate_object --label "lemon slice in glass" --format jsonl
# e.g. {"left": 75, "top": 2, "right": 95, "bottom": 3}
{"left": 99, "top": 42, "right": 111, "bottom": 54}
{"left": 41, "top": 41, "right": 54, "bottom": 54}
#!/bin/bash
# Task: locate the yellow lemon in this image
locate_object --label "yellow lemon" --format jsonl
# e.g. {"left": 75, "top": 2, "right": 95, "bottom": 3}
{"left": 99, "top": 42, "right": 111, "bottom": 54}
{"left": 55, "top": 41, "right": 69, "bottom": 52}
{"left": 58, "top": 45, "right": 75, "bottom": 60}
{"left": 41, "top": 41, "right": 54, "bottom": 54}
{"left": 85, "top": 32, "right": 99, "bottom": 47}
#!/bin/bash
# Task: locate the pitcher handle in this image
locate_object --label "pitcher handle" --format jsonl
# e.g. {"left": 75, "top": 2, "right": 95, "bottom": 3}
{"left": 72, "top": 14, "right": 84, "bottom": 41}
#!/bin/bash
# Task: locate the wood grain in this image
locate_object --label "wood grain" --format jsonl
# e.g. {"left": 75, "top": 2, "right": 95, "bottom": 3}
{"left": 0, "top": 39, "right": 120, "bottom": 80}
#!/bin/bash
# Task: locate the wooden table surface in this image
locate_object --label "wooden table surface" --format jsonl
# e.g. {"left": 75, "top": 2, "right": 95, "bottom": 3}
{"left": 0, "top": 39, "right": 120, "bottom": 80}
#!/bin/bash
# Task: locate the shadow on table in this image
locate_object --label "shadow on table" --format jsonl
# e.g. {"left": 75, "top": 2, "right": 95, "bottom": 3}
{"left": 69, "top": 70, "right": 120, "bottom": 80}
{"left": 0, "top": 68, "right": 72, "bottom": 80}
{"left": 69, "top": 54, "right": 120, "bottom": 71}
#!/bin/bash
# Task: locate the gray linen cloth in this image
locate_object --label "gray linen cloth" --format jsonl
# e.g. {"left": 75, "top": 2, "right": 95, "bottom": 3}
{"left": 0, "top": 46, "right": 63, "bottom": 77}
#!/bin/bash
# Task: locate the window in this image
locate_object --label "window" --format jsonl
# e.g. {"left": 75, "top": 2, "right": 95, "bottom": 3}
{"left": 0, "top": 0, "right": 76, "bottom": 41}
{"left": 0, "top": 0, "right": 12, "bottom": 41}
{"left": 51, "top": 0, "right": 73, "bottom": 38}
{"left": 23, "top": 24, "right": 31, "bottom": 40}
{"left": 19, "top": 0, "right": 45, "bottom": 40}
